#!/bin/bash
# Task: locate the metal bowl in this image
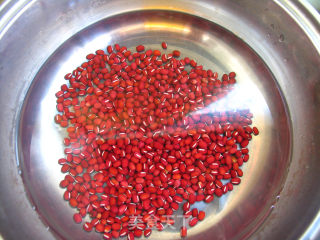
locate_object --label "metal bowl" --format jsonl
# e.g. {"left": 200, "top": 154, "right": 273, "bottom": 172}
{"left": 0, "top": 1, "right": 319, "bottom": 239}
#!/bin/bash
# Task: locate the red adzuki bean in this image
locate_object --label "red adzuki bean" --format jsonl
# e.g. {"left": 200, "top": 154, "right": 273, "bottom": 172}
{"left": 181, "top": 226, "right": 187, "bottom": 237}
{"left": 189, "top": 218, "right": 198, "bottom": 227}
{"left": 73, "top": 213, "right": 82, "bottom": 224}
{"left": 198, "top": 211, "right": 205, "bottom": 221}
{"left": 252, "top": 126, "right": 259, "bottom": 135}
{"left": 55, "top": 42, "right": 259, "bottom": 240}
{"left": 136, "top": 45, "right": 145, "bottom": 52}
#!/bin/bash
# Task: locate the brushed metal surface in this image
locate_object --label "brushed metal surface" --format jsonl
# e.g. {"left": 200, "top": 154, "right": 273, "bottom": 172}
{"left": 0, "top": 1, "right": 319, "bottom": 240}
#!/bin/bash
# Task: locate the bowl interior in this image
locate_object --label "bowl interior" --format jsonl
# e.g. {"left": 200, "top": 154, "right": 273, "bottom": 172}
{"left": 18, "top": 10, "right": 291, "bottom": 240}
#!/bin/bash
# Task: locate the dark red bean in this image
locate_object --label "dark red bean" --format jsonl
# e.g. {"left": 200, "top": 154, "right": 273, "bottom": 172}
{"left": 173, "top": 50, "right": 181, "bottom": 57}
{"left": 161, "top": 42, "right": 167, "bottom": 49}
{"left": 231, "top": 177, "right": 241, "bottom": 185}
{"left": 229, "top": 72, "right": 236, "bottom": 78}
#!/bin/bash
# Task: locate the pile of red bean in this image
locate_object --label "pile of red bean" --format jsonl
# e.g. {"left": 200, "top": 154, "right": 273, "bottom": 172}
{"left": 55, "top": 42, "right": 259, "bottom": 240}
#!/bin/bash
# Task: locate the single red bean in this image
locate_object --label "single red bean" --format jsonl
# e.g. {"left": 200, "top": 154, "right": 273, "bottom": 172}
{"left": 144, "top": 228, "right": 152, "bottom": 237}
{"left": 69, "top": 198, "right": 78, "bottom": 208}
{"left": 173, "top": 50, "right": 181, "bottom": 57}
{"left": 198, "top": 211, "right": 205, "bottom": 220}
{"left": 63, "top": 191, "right": 70, "bottom": 200}
{"left": 60, "top": 179, "right": 69, "bottom": 188}
{"left": 252, "top": 126, "right": 259, "bottom": 135}
{"left": 192, "top": 208, "right": 198, "bottom": 217}
{"left": 136, "top": 45, "right": 145, "bottom": 52}
{"left": 161, "top": 42, "right": 167, "bottom": 49}
{"left": 205, "top": 195, "right": 214, "bottom": 203}
{"left": 119, "top": 228, "right": 128, "bottom": 237}
{"left": 173, "top": 195, "right": 183, "bottom": 203}
{"left": 95, "top": 223, "right": 104, "bottom": 232}
{"left": 112, "top": 230, "right": 120, "bottom": 238}
{"left": 128, "top": 232, "right": 135, "bottom": 240}
{"left": 229, "top": 72, "right": 236, "bottom": 78}
{"left": 240, "top": 139, "right": 249, "bottom": 148}
{"left": 134, "top": 229, "right": 143, "bottom": 237}
{"left": 231, "top": 177, "right": 241, "bottom": 185}
{"left": 189, "top": 217, "right": 198, "bottom": 227}
{"left": 83, "top": 222, "right": 93, "bottom": 232}
{"left": 183, "top": 201, "right": 190, "bottom": 212}
{"left": 215, "top": 188, "right": 223, "bottom": 197}
{"left": 112, "top": 222, "right": 121, "bottom": 231}
{"left": 181, "top": 226, "right": 187, "bottom": 237}
{"left": 103, "top": 232, "right": 112, "bottom": 240}
{"left": 73, "top": 213, "right": 82, "bottom": 223}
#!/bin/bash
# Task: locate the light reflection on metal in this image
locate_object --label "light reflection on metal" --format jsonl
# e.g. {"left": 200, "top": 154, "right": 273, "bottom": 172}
{"left": 144, "top": 22, "right": 191, "bottom": 33}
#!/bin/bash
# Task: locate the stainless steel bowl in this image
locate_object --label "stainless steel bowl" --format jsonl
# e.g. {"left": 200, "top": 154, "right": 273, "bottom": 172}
{"left": 0, "top": 1, "right": 319, "bottom": 239}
